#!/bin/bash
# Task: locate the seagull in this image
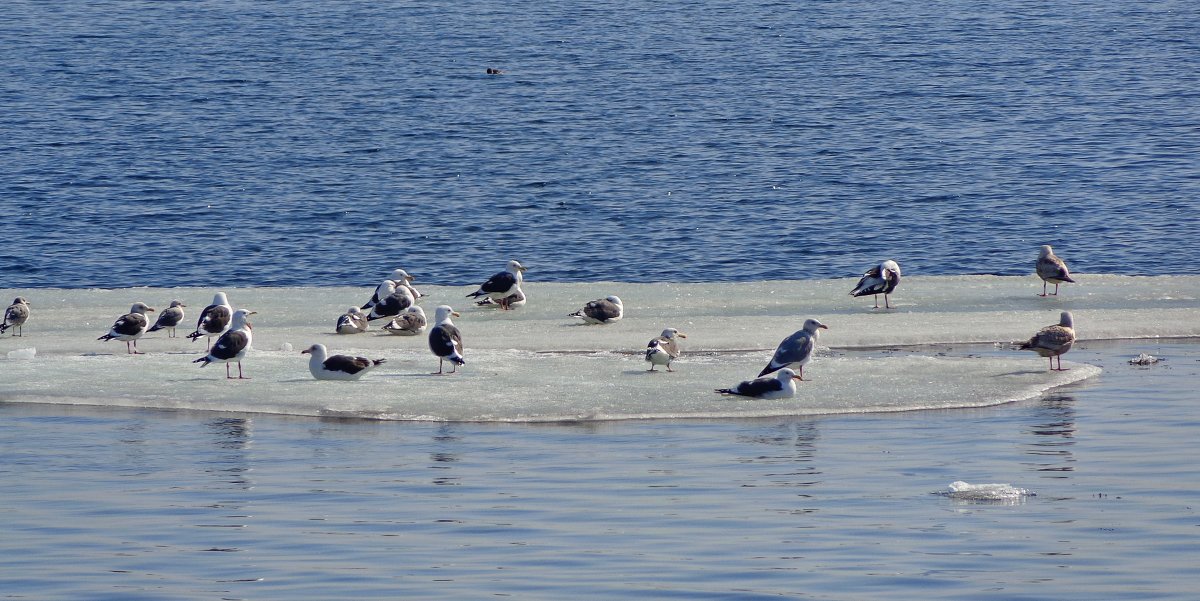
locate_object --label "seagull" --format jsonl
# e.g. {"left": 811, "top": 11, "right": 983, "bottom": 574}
{"left": 646, "top": 328, "right": 687, "bottom": 372}
{"left": 758, "top": 318, "right": 829, "bottom": 380}
{"left": 366, "top": 280, "right": 415, "bottom": 321}
{"left": 428, "top": 305, "right": 464, "bottom": 374}
{"left": 570, "top": 295, "right": 623, "bottom": 324}
{"left": 1019, "top": 311, "right": 1076, "bottom": 371}
{"left": 850, "top": 259, "right": 902, "bottom": 309}
{"left": 475, "top": 287, "right": 526, "bottom": 309}
{"left": 187, "top": 292, "right": 233, "bottom": 350}
{"left": 194, "top": 309, "right": 255, "bottom": 379}
{"left": 98, "top": 302, "right": 156, "bottom": 354}
{"left": 147, "top": 300, "right": 186, "bottom": 338}
{"left": 467, "top": 260, "right": 527, "bottom": 309}
{"left": 336, "top": 306, "right": 369, "bottom": 334}
{"left": 383, "top": 305, "right": 427, "bottom": 336}
{"left": 1036, "top": 245, "right": 1075, "bottom": 296}
{"left": 363, "top": 269, "right": 421, "bottom": 310}
{"left": 301, "top": 343, "right": 386, "bottom": 381}
{"left": 0, "top": 297, "right": 31, "bottom": 337}
{"left": 716, "top": 368, "right": 799, "bottom": 399}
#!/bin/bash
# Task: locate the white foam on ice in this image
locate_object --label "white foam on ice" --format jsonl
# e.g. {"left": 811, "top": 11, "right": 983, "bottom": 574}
{"left": 945, "top": 481, "right": 1034, "bottom": 503}
{"left": 2, "top": 274, "right": 1197, "bottom": 421}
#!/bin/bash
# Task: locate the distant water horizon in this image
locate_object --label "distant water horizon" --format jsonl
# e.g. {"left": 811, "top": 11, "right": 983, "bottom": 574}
{"left": 3, "top": 0, "right": 1198, "bottom": 288}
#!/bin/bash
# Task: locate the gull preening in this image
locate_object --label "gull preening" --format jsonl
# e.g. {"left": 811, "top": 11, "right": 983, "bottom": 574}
{"left": 98, "top": 302, "right": 155, "bottom": 354}
{"left": 0, "top": 297, "right": 31, "bottom": 337}
{"left": 428, "top": 305, "right": 465, "bottom": 374}
{"left": 336, "top": 306, "right": 369, "bottom": 334}
{"left": 716, "top": 368, "right": 799, "bottom": 399}
{"left": 147, "top": 300, "right": 186, "bottom": 338}
{"left": 850, "top": 259, "right": 902, "bottom": 309}
{"left": 570, "top": 295, "right": 623, "bottom": 324}
{"left": 1019, "top": 311, "right": 1076, "bottom": 371}
{"left": 194, "top": 309, "right": 255, "bottom": 379}
{"left": 301, "top": 343, "right": 386, "bottom": 381}
{"left": 187, "top": 292, "right": 233, "bottom": 350}
{"left": 467, "top": 260, "right": 527, "bottom": 310}
{"left": 758, "top": 318, "right": 828, "bottom": 380}
{"left": 366, "top": 280, "right": 415, "bottom": 321}
{"left": 1036, "top": 245, "right": 1075, "bottom": 296}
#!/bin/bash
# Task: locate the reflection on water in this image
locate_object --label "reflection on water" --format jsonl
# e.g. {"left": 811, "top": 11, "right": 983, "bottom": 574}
{"left": 737, "top": 420, "right": 822, "bottom": 491}
{"left": 1022, "top": 395, "right": 1077, "bottom": 477}
{"left": 206, "top": 417, "right": 253, "bottom": 487}
{"left": 430, "top": 424, "right": 461, "bottom": 486}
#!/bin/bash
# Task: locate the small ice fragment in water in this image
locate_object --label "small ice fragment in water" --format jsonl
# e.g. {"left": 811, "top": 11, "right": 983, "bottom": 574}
{"left": 6, "top": 348, "right": 36, "bottom": 360}
{"left": 280, "top": 342, "right": 294, "bottom": 352}
{"left": 1128, "top": 353, "right": 1160, "bottom": 365}
{"left": 946, "top": 481, "right": 1032, "bottom": 502}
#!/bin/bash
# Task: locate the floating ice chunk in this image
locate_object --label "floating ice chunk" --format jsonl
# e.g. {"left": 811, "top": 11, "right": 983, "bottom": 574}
{"left": 946, "top": 481, "right": 1033, "bottom": 502}
{"left": 1128, "top": 353, "right": 1160, "bottom": 365}
{"left": 5, "top": 348, "right": 36, "bottom": 360}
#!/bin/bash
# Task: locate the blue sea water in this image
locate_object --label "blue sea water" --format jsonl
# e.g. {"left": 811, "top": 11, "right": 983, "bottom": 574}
{"left": 3, "top": 0, "right": 1198, "bottom": 288}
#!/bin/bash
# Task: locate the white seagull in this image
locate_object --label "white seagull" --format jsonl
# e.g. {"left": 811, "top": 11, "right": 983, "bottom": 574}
{"left": 98, "top": 302, "right": 156, "bottom": 354}
{"left": 383, "top": 305, "right": 427, "bottom": 336}
{"left": 428, "top": 305, "right": 464, "bottom": 374}
{"left": 758, "top": 318, "right": 829, "bottom": 380}
{"left": 1, "top": 297, "right": 31, "bottom": 337}
{"left": 570, "top": 295, "right": 623, "bottom": 324}
{"left": 301, "top": 343, "right": 386, "bottom": 381}
{"left": 850, "top": 259, "right": 902, "bottom": 309}
{"left": 1019, "top": 311, "right": 1076, "bottom": 371}
{"left": 645, "top": 328, "right": 687, "bottom": 372}
{"left": 716, "top": 368, "right": 799, "bottom": 399}
{"left": 193, "top": 309, "right": 255, "bottom": 379}
{"left": 147, "top": 300, "right": 186, "bottom": 338}
{"left": 467, "top": 260, "right": 527, "bottom": 310}
{"left": 1036, "top": 245, "right": 1075, "bottom": 296}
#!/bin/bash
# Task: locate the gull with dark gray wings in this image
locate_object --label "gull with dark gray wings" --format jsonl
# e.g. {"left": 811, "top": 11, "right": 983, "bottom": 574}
{"left": 467, "top": 260, "right": 526, "bottom": 310}
{"left": 1019, "top": 311, "right": 1076, "bottom": 371}
{"left": 147, "top": 300, "right": 186, "bottom": 338}
{"left": 194, "top": 309, "right": 255, "bottom": 379}
{"left": 428, "top": 305, "right": 465, "bottom": 374}
{"left": 187, "top": 292, "right": 233, "bottom": 350}
{"left": 758, "top": 318, "right": 828, "bottom": 380}
{"left": 850, "top": 259, "right": 902, "bottom": 309}
{"left": 301, "top": 343, "right": 385, "bottom": 381}
{"left": 570, "top": 295, "right": 623, "bottom": 324}
{"left": 716, "top": 368, "right": 799, "bottom": 399}
{"left": 98, "top": 302, "right": 155, "bottom": 354}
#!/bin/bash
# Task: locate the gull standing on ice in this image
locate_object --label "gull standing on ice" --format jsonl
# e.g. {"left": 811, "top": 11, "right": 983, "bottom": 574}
{"left": 716, "top": 368, "right": 799, "bottom": 399}
{"left": 194, "top": 309, "right": 255, "bottom": 379}
{"left": 301, "top": 343, "right": 386, "bottom": 381}
{"left": 850, "top": 259, "right": 902, "bottom": 309}
{"left": 0, "top": 297, "right": 30, "bottom": 337}
{"left": 467, "top": 260, "right": 527, "bottom": 310}
{"left": 363, "top": 269, "right": 421, "bottom": 310}
{"left": 645, "top": 328, "right": 686, "bottom": 371}
{"left": 1036, "top": 245, "right": 1075, "bottom": 296}
{"left": 98, "top": 302, "right": 155, "bottom": 354}
{"left": 570, "top": 295, "right": 623, "bottom": 324}
{"left": 187, "top": 292, "right": 233, "bottom": 350}
{"left": 336, "top": 306, "right": 369, "bottom": 334}
{"left": 1019, "top": 311, "right": 1076, "bottom": 371}
{"left": 147, "top": 300, "right": 186, "bottom": 338}
{"left": 366, "top": 280, "right": 415, "bottom": 321}
{"left": 428, "top": 305, "right": 464, "bottom": 374}
{"left": 758, "top": 318, "right": 829, "bottom": 380}
{"left": 383, "top": 305, "right": 427, "bottom": 336}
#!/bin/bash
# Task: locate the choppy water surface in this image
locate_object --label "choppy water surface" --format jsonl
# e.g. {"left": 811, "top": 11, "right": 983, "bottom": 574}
{"left": 3, "top": 0, "right": 1199, "bottom": 287}
{"left": 1, "top": 340, "right": 1197, "bottom": 600}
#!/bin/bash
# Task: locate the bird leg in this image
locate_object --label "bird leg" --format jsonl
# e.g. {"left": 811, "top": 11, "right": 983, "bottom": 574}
{"left": 1039, "top": 282, "right": 1048, "bottom": 297}
{"left": 434, "top": 359, "right": 445, "bottom": 375}
{"left": 1052, "top": 284, "right": 1060, "bottom": 296}
{"left": 237, "top": 362, "right": 249, "bottom": 379}
{"left": 226, "top": 364, "right": 233, "bottom": 379}
{"left": 884, "top": 294, "right": 891, "bottom": 309}
{"left": 873, "top": 294, "right": 881, "bottom": 309}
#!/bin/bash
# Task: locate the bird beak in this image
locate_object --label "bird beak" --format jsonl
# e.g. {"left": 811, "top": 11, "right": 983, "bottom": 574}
{"left": 147, "top": 307, "right": 156, "bottom": 312}
{"left": 791, "top": 375, "right": 802, "bottom": 380}
{"left": 301, "top": 349, "right": 311, "bottom": 355}
{"left": 819, "top": 324, "right": 829, "bottom": 330}
{"left": 451, "top": 311, "right": 461, "bottom": 317}
{"left": 678, "top": 333, "right": 688, "bottom": 338}
{"left": 518, "top": 266, "right": 528, "bottom": 272}
{"left": 248, "top": 311, "right": 258, "bottom": 315}
{"left": 406, "top": 275, "right": 415, "bottom": 281}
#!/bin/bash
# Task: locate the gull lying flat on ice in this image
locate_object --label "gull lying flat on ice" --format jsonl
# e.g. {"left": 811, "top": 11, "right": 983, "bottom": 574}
{"left": 570, "top": 295, "right": 623, "bottom": 324}
{"left": 301, "top": 343, "right": 385, "bottom": 381}
{"left": 336, "top": 306, "right": 369, "bottom": 334}
{"left": 716, "top": 368, "right": 799, "bottom": 399}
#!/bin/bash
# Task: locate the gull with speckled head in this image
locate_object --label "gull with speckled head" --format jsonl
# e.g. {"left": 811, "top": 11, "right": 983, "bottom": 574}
{"left": 336, "top": 306, "right": 369, "bottom": 334}
{"left": 716, "top": 368, "right": 799, "bottom": 399}
{"left": 383, "top": 305, "right": 427, "bottom": 336}
{"left": 1036, "top": 245, "right": 1075, "bottom": 296}
{"left": 147, "top": 300, "right": 186, "bottom": 338}
{"left": 570, "top": 295, "right": 623, "bottom": 324}
{"left": 850, "top": 259, "right": 902, "bottom": 309}
{"left": 645, "top": 328, "right": 686, "bottom": 371}
{"left": 0, "top": 297, "right": 31, "bottom": 337}
{"left": 467, "top": 260, "right": 526, "bottom": 310}
{"left": 1019, "top": 311, "right": 1076, "bottom": 371}
{"left": 758, "top": 318, "right": 828, "bottom": 380}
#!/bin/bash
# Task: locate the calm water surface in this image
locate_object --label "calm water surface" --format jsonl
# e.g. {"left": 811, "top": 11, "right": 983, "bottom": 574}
{"left": 3, "top": 0, "right": 1199, "bottom": 287}
{"left": 2, "top": 340, "right": 1197, "bottom": 600}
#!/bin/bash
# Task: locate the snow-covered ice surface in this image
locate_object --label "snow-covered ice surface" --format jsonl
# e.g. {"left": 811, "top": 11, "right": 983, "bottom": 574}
{"left": 2, "top": 274, "right": 1196, "bottom": 421}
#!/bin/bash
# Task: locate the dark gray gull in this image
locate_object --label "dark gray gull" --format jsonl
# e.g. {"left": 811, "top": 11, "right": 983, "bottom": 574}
{"left": 147, "top": 300, "right": 186, "bottom": 338}
{"left": 301, "top": 343, "right": 385, "bottom": 381}
{"left": 0, "top": 297, "right": 31, "bottom": 337}
{"left": 716, "top": 368, "right": 799, "bottom": 399}
{"left": 646, "top": 328, "right": 687, "bottom": 372}
{"left": 758, "top": 318, "right": 829, "bottom": 380}
{"left": 428, "top": 305, "right": 464, "bottom": 374}
{"left": 850, "top": 259, "right": 902, "bottom": 309}
{"left": 336, "top": 307, "right": 369, "bottom": 334}
{"left": 187, "top": 292, "right": 233, "bottom": 350}
{"left": 475, "top": 286, "right": 526, "bottom": 309}
{"left": 467, "top": 260, "right": 526, "bottom": 310}
{"left": 98, "top": 302, "right": 156, "bottom": 354}
{"left": 363, "top": 269, "right": 421, "bottom": 310}
{"left": 383, "top": 305, "right": 427, "bottom": 336}
{"left": 193, "top": 309, "right": 255, "bottom": 379}
{"left": 366, "top": 280, "right": 415, "bottom": 321}
{"left": 1019, "top": 311, "right": 1076, "bottom": 371}
{"left": 1036, "top": 245, "right": 1075, "bottom": 296}
{"left": 570, "top": 295, "right": 623, "bottom": 324}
